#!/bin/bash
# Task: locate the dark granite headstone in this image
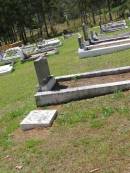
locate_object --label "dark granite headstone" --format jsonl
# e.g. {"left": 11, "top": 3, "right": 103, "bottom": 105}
{"left": 78, "top": 35, "right": 84, "bottom": 49}
{"left": 90, "top": 31, "right": 94, "bottom": 40}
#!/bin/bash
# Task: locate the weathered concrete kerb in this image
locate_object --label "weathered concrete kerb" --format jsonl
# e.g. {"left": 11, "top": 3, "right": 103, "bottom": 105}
{"left": 35, "top": 80, "right": 130, "bottom": 106}
{"left": 56, "top": 66, "right": 130, "bottom": 81}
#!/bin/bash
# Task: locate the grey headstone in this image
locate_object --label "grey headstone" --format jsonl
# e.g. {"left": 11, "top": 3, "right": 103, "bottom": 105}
{"left": 78, "top": 35, "right": 84, "bottom": 49}
{"left": 20, "top": 110, "right": 57, "bottom": 130}
{"left": 34, "top": 57, "right": 50, "bottom": 86}
{"left": 90, "top": 31, "right": 93, "bottom": 40}
{"left": 93, "top": 31, "right": 98, "bottom": 41}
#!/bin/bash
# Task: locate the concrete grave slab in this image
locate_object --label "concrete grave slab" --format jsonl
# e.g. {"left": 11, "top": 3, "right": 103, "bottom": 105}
{"left": 20, "top": 110, "right": 57, "bottom": 130}
{"left": 0, "top": 64, "right": 13, "bottom": 75}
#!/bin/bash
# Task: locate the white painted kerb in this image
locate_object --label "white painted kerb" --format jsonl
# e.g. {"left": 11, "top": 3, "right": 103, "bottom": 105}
{"left": 79, "top": 42, "right": 130, "bottom": 58}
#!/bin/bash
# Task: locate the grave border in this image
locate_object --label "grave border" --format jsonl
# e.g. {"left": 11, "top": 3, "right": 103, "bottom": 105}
{"left": 35, "top": 66, "right": 130, "bottom": 106}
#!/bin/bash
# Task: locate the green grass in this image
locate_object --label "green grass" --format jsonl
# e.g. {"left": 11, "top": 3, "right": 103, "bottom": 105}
{"left": 1, "top": 25, "right": 130, "bottom": 172}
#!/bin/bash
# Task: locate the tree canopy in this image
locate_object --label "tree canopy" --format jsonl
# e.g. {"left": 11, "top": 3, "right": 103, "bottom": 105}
{"left": 0, "top": 0, "right": 130, "bottom": 44}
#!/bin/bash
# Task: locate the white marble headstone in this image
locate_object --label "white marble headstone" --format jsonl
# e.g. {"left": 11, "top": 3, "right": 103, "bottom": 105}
{"left": 20, "top": 110, "right": 57, "bottom": 130}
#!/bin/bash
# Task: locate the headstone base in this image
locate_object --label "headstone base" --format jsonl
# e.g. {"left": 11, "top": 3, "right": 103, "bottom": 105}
{"left": 38, "top": 76, "right": 56, "bottom": 91}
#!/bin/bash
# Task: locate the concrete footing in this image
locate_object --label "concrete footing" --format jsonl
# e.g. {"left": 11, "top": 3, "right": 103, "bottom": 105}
{"left": 39, "top": 77, "right": 56, "bottom": 91}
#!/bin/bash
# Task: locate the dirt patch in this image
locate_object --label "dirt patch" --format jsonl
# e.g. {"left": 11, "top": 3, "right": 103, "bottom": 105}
{"left": 11, "top": 105, "right": 62, "bottom": 143}
{"left": 12, "top": 128, "right": 50, "bottom": 143}
{"left": 53, "top": 72, "right": 130, "bottom": 90}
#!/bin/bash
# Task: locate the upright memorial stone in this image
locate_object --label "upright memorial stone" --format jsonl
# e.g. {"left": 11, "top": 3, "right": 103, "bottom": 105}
{"left": 90, "top": 31, "right": 98, "bottom": 41}
{"left": 99, "top": 21, "right": 103, "bottom": 33}
{"left": 78, "top": 34, "right": 84, "bottom": 49}
{"left": 34, "top": 56, "right": 56, "bottom": 91}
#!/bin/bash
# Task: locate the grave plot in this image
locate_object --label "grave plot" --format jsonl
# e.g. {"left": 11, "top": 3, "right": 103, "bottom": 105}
{"left": 34, "top": 57, "right": 130, "bottom": 106}
{"left": 78, "top": 38, "right": 130, "bottom": 58}
{"left": 100, "top": 20, "right": 128, "bottom": 32}
{"left": 3, "top": 47, "right": 25, "bottom": 63}
{"left": 22, "top": 43, "right": 59, "bottom": 58}
{"left": 78, "top": 23, "right": 130, "bottom": 58}
{"left": 37, "top": 38, "right": 62, "bottom": 48}
{"left": 86, "top": 38, "right": 130, "bottom": 49}
{"left": 22, "top": 44, "right": 37, "bottom": 56}
{"left": 53, "top": 72, "right": 130, "bottom": 90}
{"left": 89, "top": 32, "right": 130, "bottom": 45}
{"left": 2, "top": 38, "right": 62, "bottom": 64}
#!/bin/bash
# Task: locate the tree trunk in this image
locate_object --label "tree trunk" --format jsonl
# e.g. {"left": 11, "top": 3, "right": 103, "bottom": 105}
{"left": 91, "top": 11, "right": 96, "bottom": 25}
{"left": 48, "top": 15, "right": 55, "bottom": 36}
{"left": 41, "top": 12, "right": 49, "bottom": 38}
{"left": 107, "top": 0, "right": 113, "bottom": 21}
{"left": 103, "top": 8, "right": 107, "bottom": 23}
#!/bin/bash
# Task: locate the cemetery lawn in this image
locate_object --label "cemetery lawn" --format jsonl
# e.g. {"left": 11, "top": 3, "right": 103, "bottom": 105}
{"left": 2, "top": 30, "right": 130, "bottom": 172}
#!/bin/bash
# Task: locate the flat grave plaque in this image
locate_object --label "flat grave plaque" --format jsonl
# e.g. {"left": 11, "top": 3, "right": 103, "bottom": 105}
{"left": 20, "top": 110, "right": 57, "bottom": 130}
{"left": 0, "top": 64, "right": 13, "bottom": 75}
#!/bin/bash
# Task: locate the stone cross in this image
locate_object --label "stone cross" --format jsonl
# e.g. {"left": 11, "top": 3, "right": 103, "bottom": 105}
{"left": 34, "top": 57, "right": 51, "bottom": 87}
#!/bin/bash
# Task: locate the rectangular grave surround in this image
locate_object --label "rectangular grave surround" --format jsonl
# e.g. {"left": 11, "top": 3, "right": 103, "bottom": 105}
{"left": 79, "top": 42, "right": 130, "bottom": 58}
{"left": 35, "top": 66, "right": 130, "bottom": 106}
{"left": 20, "top": 110, "right": 57, "bottom": 130}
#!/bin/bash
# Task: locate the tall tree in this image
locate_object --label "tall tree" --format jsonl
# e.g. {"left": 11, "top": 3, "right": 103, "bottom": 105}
{"left": 107, "top": 0, "right": 113, "bottom": 21}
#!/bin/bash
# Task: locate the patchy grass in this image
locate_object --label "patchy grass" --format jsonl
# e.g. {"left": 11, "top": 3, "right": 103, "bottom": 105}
{"left": 1, "top": 25, "right": 130, "bottom": 172}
